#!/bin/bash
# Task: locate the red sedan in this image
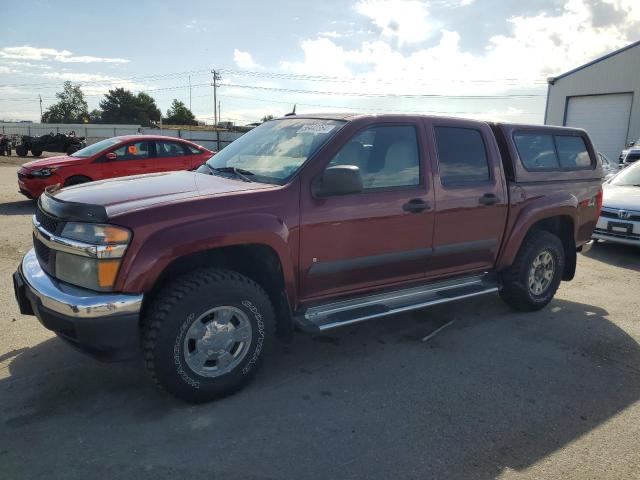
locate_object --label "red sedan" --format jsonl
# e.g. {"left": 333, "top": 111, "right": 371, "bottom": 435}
{"left": 17, "top": 135, "right": 214, "bottom": 199}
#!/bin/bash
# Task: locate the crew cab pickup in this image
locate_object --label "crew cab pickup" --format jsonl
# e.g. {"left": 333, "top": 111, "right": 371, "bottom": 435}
{"left": 13, "top": 114, "right": 602, "bottom": 402}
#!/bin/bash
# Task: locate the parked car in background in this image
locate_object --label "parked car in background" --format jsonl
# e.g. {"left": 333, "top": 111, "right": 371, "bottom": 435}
{"left": 619, "top": 137, "right": 640, "bottom": 163}
{"left": 621, "top": 144, "right": 640, "bottom": 167}
{"left": 592, "top": 161, "right": 640, "bottom": 247}
{"left": 598, "top": 152, "right": 619, "bottom": 180}
{"left": 13, "top": 114, "right": 602, "bottom": 402}
{"left": 17, "top": 135, "right": 214, "bottom": 198}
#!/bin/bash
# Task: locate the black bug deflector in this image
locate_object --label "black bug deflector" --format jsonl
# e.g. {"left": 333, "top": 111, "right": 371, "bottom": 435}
{"left": 39, "top": 187, "right": 109, "bottom": 223}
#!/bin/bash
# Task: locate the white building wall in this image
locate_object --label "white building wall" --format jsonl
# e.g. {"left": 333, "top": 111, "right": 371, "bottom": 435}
{"left": 545, "top": 42, "right": 640, "bottom": 158}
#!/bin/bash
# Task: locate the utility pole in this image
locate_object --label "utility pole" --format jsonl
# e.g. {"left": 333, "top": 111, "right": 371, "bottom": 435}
{"left": 38, "top": 94, "right": 43, "bottom": 122}
{"left": 189, "top": 75, "right": 192, "bottom": 111}
{"left": 211, "top": 69, "right": 221, "bottom": 127}
{"left": 218, "top": 100, "right": 221, "bottom": 126}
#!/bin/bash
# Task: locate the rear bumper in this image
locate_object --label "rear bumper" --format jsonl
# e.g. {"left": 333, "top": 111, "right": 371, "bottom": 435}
{"left": 14, "top": 249, "right": 144, "bottom": 361}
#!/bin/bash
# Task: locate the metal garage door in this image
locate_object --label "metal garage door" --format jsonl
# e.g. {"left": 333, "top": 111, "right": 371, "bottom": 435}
{"left": 565, "top": 93, "right": 632, "bottom": 161}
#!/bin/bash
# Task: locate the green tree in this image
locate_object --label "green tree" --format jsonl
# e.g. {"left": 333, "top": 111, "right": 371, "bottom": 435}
{"left": 99, "top": 88, "right": 161, "bottom": 126}
{"left": 164, "top": 99, "right": 197, "bottom": 125}
{"left": 88, "top": 109, "right": 103, "bottom": 123}
{"left": 261, "top": 114, "right": 275, "bottom": 122}
{"left": 41, "top": 82, "right": 89, "bottom": 123}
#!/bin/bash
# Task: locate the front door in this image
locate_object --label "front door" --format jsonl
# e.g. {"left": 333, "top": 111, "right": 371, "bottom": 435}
{"left": 299, "top": 121, "right": 435, "bottom": 301}
{"left": 424, "top": 117, "right": 508, "bottom": 277}
{"left": 96, "top": 140, "right": 154, "bottom": 179}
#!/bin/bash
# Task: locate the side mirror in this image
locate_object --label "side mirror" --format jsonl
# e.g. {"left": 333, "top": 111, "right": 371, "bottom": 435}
{"left": 312, "top": 165, "right": 363, "bottom": 198}
{"left": 627, "top": 142, "right": 635, "bottom": 148}
{"left": 105, "top": 152, "right": 117, "bottom": 160}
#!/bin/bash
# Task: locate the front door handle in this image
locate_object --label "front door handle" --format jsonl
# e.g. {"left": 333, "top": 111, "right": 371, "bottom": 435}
{"left": 403, "top": 198, "right": 431, "bottom": 213}
{"left": 479, "top": 193, "right": 498, "bottom": 205}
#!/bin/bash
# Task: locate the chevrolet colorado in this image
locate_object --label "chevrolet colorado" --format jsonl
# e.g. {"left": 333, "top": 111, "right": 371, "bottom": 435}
{"left": 14, "top": 114, "right": 602, "bottom": 402}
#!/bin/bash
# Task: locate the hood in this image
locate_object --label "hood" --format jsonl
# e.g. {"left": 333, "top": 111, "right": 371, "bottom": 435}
{"left": 50, "top": 170, "right": 277, "bottom": 217}
{"left": 602, "top": 184, "right": 640, "bottom": 211}
{"left": 21, "top": 155, "right": 84, "bottom": 170}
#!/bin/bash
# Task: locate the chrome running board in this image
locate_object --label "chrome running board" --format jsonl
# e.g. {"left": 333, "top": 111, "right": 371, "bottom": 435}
{"left": 296, "top": 273, "right": 499, "bottom": 332}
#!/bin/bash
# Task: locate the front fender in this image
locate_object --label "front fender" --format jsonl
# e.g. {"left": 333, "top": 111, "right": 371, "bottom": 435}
{"left": 497, "top": 192, "right": 578, "bottom": 270}
{"left": 115, "top": 212, "right": 297, "bottom": 300}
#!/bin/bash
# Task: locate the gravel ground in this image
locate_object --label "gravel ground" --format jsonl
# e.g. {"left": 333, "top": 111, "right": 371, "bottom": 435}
{"left": 0, "top": 160, "right": 639, "bottom": 479}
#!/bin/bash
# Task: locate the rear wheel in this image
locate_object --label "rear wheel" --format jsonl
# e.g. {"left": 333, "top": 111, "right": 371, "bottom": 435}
{"left": 66, "top": 146, "right": 79, "bottom": 155}
{"left": 63, "top": 176, "right": 91, "bottom": 187}
{"left": 499, "top": 230, "right": 565, "bottom": 311}
{"left": 142, "top": 268, "right": 275, "bottom": 403}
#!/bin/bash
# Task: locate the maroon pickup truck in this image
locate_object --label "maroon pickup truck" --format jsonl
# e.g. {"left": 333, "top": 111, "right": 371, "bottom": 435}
{"left": 13, "top": 114, "right": 602, "bottom": 402}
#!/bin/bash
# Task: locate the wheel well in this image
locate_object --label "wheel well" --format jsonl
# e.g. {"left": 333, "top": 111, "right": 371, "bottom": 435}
{"left": 63, "top": 175, "right": 92, "bottom": 186}
{"left": 148, "top": 244, "right": 293, "bottom": 340}
{"left": 528, "top": 216, "right": 576, "bottom": 280}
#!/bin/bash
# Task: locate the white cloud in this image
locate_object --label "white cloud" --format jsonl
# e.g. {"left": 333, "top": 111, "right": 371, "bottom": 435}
{"left": 0, "top": 46, "right": 129, "bottom": 63}
{"left": 41, "top": 72, "right": 146, "bottom": 95}
{"left": 233, "top": 49, "right": 261, "bottom": 69}
{"left": 281, "top": 0, "right": 640, "bottom": 93}
{"left": 319, "top": 31, "right": 343, "bottom": 38}
{"left": 355, "top": 0, "right": 434, "bottom": 44}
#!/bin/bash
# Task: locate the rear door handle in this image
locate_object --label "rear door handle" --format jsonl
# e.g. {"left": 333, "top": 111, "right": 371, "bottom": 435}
{"left": 479, "top": 193, "right": 498, "bottom": 205}
{"left": 403, "top": 198, "right": 431, "bottom": 213}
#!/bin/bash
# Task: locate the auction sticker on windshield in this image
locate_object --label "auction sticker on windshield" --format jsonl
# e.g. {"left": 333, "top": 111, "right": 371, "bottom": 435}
{"left": 296, "top": 123, "right": 336, "bottom": 135}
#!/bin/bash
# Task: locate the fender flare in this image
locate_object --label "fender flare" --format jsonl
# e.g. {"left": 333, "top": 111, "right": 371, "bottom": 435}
{"left": 497, "top": 193, "right": 578, "bottom": 270}
{"left": 116, "top": 213, "right": 298, "bottom": 304}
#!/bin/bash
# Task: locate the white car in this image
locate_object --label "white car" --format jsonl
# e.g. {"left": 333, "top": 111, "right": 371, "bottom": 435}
{"left": 593, "top": 161, "right": 640, "bottom": 247}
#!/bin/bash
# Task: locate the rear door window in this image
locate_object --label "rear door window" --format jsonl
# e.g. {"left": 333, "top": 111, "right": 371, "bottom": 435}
{"left": 513, "top": 134, "right": 559, "bottom": 170}
{"left": 434, "top": 127, "right": 490, "bottom": 186}
{"left": 555, "top": 136, "right": 591, "bottom": 169}
{"left": 156, "top": 140, "right": 188, "bottom": 158}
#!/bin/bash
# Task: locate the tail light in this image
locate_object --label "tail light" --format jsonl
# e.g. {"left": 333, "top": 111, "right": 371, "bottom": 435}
{"left": 596, "top": 188, "right": 603, "bottom": 216}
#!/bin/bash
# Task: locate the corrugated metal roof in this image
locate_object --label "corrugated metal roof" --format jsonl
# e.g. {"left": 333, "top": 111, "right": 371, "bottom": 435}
{"left": 549, "top": 39, "right": 640, "bottom": 83}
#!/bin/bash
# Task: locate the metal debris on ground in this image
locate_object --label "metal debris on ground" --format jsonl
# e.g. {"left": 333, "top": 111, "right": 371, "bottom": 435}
{"left": 421, "top": 319, "right": 457, "bottom": 343}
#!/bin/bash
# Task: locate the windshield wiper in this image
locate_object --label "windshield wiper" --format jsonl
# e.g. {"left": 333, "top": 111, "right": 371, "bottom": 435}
{"left": 204, "top": 164, "right": 255, "bottom": 182}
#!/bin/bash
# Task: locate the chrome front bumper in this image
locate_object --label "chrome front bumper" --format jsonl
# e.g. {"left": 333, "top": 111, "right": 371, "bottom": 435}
{"left": 19, "top": 248, "right": 143, "bottom": 319}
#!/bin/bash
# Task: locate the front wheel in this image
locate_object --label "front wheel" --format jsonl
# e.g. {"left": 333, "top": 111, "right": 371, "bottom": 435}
{"left": 15, "top": 145, "right": 28, "bottom": 157}
{"left": 31, "top": 150, "right": 43, "bottom": 157}
{"left": 142, "top": 268, "right": 275, "bottom": 403}
{"left": 499, "top": 230, "right": 565, "bottom": 311}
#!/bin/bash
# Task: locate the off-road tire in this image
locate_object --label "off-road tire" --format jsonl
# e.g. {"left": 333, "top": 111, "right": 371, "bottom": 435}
{"left": 499, "top": 230, "right": 565, "bottom": 311}
{"left": 30, "top": 150, "right": 43, "bottom": 157}
{"left": 141, "top": 268, "right": 275, "bottom": 403}
{"left": 15, "top": 145, "right": 28, "bottom": 157}
{"left": 63, "top": 176, "right": 91, "bottom": 187}
{"left": 66, "top": 146, "right": 79, "bottom": 155}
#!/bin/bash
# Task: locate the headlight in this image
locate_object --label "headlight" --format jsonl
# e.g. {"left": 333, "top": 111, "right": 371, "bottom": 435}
{"left": 53, "top": 223, "right": 131, "bottom": 291}
{"left": 55, "top": 253, "right": 121, "bottom": 291}
{"left": 61, "top": 222, "right": 130, "bottom": 246}
{"left": 31, "top": 167, "right": 58, "bottom": 177}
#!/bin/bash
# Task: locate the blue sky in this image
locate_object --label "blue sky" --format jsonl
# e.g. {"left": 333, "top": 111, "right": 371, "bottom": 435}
{"left": 1, "top": 0, "right": 638, "bottom": 124}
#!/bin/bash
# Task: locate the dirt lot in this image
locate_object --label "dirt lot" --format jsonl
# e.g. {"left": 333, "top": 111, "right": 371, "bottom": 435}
{"left": 0, "top": 159, "right": 639, "bottom": 479}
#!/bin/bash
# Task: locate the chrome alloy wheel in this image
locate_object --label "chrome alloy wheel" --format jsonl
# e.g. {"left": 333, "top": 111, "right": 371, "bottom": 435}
{"left": 183, "top": 306, "right": 253, "bottom": 377}
{"left": 528, "top": 250, "right": 555, "bottom": 295}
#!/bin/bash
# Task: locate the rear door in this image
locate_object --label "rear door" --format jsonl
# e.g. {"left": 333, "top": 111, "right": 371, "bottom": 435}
{"left": 425, "top": 118, "right": 508, "bottom": 277}
{"left": 151, "top": 140, "right": 193, "bottom": 173}
{"left": 299, "top": 120, "right": 435, "bottom": 300}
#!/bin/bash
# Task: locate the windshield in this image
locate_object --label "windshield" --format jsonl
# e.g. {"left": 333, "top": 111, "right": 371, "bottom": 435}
{"left": 203, "top": 118, "right": 345, "bottom": 184}
{"left": 610, "top": 162, "right": 640, "bottom": 186}
{"left": 71, "top": 137, "right": 121, "bottom": 158}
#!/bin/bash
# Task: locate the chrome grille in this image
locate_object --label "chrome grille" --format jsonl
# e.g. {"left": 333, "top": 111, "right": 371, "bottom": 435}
{"left": 35, "top": 207, "right": 63, "bottom": 234}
